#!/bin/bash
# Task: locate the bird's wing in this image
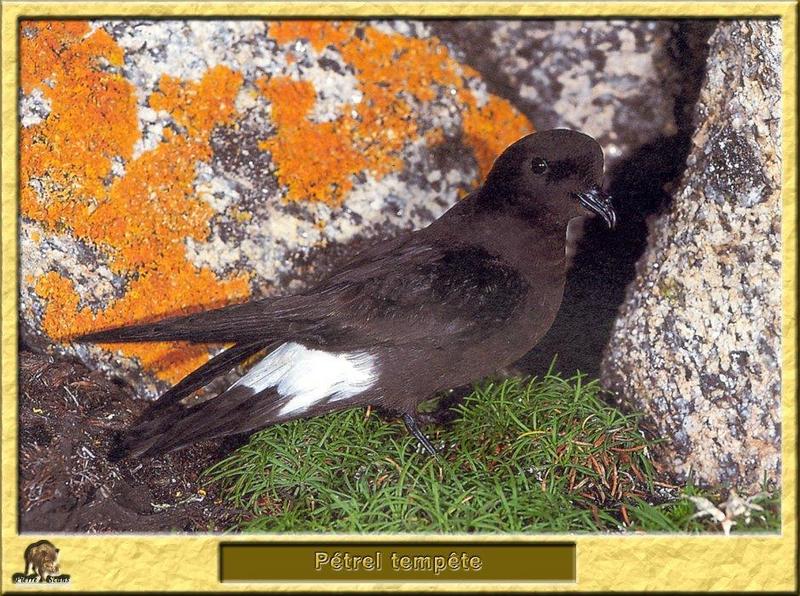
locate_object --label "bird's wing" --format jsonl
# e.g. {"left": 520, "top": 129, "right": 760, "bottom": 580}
{"left": 311, "top": 240, "right": 531, "bottom": 348}
{"left": 136, "top": 340, "right": 273, "bottom": 414}
{"left": 77, "top": 237, "right": 529, "bottom": 349}
{"left": 74, "top": 293, "right": 326, "bottom": 344}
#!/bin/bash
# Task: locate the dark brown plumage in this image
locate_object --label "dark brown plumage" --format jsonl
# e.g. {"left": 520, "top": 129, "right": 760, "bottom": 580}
{"left": 76, "top": 129, "right": 615, "bottom": 460}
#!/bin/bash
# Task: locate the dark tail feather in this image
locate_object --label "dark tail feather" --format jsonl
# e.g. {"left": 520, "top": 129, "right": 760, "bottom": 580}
{"left": 108, "top": 342, "right": 278, "bottom": 461}
{"left": 143, "top": 341, "right": 273, "bottom": 415}
{"left": 112, "top": 385, "right": 281, "bottom": 460}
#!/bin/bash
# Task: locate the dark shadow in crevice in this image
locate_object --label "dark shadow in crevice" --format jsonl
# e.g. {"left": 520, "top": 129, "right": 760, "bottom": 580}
{"left": 516, "top": 20, "right": 718, "bottom": 378}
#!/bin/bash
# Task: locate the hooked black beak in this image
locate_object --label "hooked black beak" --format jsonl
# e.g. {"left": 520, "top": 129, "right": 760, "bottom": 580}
{"left": 574, "top": 186, "right": 616, "bottom": 230}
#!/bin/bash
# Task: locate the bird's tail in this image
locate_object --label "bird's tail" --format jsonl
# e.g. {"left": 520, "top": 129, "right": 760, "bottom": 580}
{"left": 108, "top": 341, "right": 276, "bottom": 461}
{"left": 110, "top": 383, "right": 278, "bottom": 460}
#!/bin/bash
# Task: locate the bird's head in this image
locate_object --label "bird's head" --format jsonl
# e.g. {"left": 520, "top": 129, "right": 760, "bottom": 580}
{"left": 482, "top": 129, "right": 616, "bottom": 229}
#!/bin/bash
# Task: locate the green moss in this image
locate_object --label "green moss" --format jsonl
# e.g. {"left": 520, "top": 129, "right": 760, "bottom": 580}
{"left": 204, "top": 371, "right": 780, "bottom": 533}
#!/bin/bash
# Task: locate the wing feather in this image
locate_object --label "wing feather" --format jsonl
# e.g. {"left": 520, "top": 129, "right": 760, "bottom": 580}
{"left": 78, "top": 237, "right": 528, "bottom": 350}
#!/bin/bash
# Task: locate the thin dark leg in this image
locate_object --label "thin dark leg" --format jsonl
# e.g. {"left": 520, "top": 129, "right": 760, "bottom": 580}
{"left": 402, "top": 413, "right": 438, "bottom": 458}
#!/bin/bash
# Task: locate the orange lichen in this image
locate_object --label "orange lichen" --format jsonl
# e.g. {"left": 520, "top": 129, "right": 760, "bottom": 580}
{"left": 261, "top": 22, "right": 532, "bottom": 207}
{"left": 22, "top": 19, "right": 532, "bottom": 388}
{"left": 258, "top": 77, "right": 370, "bottom": 203}
{"left": 269, "top": 21, "right": 353, "bottom": 52}
{"left": 34, "top": 270, "right": 246, "bottom": 384}
{"left": 20, "top": 21, "right": 123, "bottom": 95}
{"left": 21, "top": 21, "right": 250, "bottom": 384}
{"left": 20, "top": 21, "right": 138, "bottom": 225}
{"left": 150, "top": 66, "right": 243, "bottom": 140}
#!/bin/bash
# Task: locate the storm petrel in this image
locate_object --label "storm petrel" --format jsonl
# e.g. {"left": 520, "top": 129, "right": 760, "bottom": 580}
{"left": 77, "top": 129, "right": 616, "bottom": 460}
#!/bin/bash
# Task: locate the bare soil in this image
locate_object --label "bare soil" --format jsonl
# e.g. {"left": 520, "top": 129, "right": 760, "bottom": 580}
{"left": 18, "top": 350, "right": 246, "bottom": 533}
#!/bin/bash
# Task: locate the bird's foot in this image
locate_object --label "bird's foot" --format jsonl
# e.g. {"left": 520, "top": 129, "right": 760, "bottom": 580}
{"left": 402, "top": 413, "right": 440, "bottom": 460}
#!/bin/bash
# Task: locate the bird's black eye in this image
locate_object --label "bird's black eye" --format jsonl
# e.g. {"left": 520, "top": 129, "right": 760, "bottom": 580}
{"left": 530, "top": 157, "right": 548, "bottom": 176}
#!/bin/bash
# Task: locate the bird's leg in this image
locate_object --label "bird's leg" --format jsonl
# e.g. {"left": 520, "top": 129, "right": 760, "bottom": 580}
{"left": 402, "top": 413, "right": 438, "bottom": 458}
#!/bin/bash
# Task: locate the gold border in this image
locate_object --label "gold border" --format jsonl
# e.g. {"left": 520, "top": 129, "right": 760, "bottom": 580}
{"left": 1, "top": 1, "right": 796, "bottom": 592}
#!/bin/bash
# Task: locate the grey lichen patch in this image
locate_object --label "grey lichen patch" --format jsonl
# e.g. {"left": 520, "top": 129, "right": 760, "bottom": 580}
{"left": 431, "top": 20, "right": 678, "bottom": 166}
{"left": 20, "top": 88, "right": 52, "bottom": 127}
{"left": 101, "top": 20, "right": 280, "bottom": 92}
{"left": 20, "top": 221, "right": 126, "bottom": 320}
{"left": 601, "top": 20, "right": 782, "bottom": 491}
{"left": 290, "top": 48, "right": 362, "bottom": 125}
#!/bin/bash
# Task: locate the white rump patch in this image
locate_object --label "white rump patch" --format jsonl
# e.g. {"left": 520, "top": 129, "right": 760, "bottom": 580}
{"left": 230, "top": 342, "right": 379, "bottom": 415}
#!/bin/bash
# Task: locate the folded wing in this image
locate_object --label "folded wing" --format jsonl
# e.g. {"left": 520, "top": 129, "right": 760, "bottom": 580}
{"left": 76, "top": 238, "right": 528, "bottom": 350}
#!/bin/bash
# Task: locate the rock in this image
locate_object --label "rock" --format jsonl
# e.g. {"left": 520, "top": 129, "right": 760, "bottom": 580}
{"left": 20, "top": 19, "right": 683, "bottom": 400}
{"left": 600, "top": 20, "right": 782, "bottom": 491}
{"left": 431, "top": 20, "right": 679, "bottom": 167}
{"left": 19, "top": 19, "right": 531, "bottom": 398}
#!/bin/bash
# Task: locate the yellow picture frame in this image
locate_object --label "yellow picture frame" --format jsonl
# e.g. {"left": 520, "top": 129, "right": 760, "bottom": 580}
{"left": 1, "top": 1, "right": 795, "bottom": 592}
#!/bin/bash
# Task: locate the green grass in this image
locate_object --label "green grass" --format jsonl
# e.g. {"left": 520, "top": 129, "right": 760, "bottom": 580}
{"left": 203, "top": 371, "right": 780, "bottom": 533}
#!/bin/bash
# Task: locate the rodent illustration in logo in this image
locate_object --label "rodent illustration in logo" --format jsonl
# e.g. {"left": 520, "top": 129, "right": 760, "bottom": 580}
{"left": 11, "top": 540, "right": 70, "bottom": 584}
{"left": 25, "top": 540, "right": 60, "bottom": 581}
